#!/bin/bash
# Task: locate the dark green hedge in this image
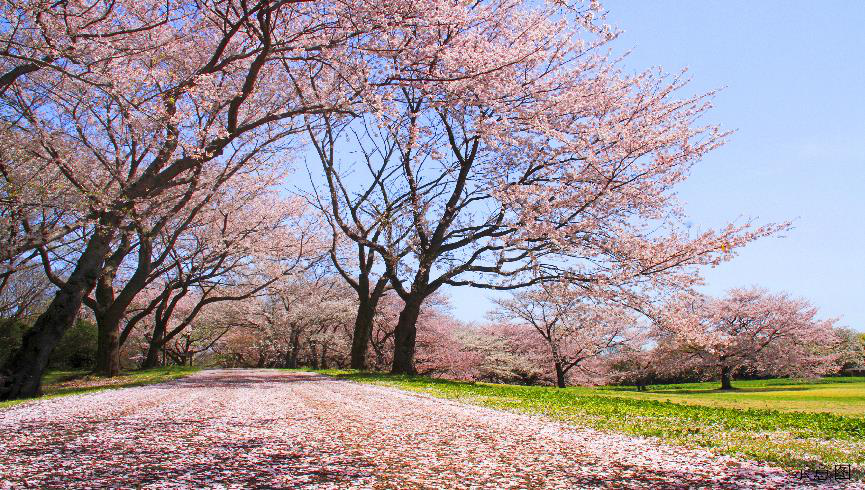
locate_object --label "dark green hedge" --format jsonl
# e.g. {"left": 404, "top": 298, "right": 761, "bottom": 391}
{"left": 0, "top": 318, "right": 97, "bottom": 370}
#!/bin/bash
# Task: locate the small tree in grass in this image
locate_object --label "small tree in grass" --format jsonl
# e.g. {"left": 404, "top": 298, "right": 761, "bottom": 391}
{"left": 491, "top": 282, "right": 641, "bottom": 388}
{"left": 661, "top": 288, "right": 842, "bottom": 390}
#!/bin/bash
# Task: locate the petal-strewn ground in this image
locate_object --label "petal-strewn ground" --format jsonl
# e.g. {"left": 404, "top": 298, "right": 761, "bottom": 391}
{"left": 0, "top": 370, "right": 857, "bottom": 489}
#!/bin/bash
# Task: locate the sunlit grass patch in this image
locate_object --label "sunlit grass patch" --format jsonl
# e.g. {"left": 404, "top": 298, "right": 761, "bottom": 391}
{"left": 594, "top": 377, "right": 865, "bottom": 416}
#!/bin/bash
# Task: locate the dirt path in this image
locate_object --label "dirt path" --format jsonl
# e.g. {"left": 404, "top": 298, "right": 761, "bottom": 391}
{"left": 0, "top": 369, "right": 855, "bottom": 489}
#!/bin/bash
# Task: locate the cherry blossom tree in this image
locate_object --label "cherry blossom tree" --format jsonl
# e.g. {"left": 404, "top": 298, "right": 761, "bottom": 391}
{"left": 81, "top": 163, "right": 301, "bottom": 375}
{"left": 0, "top": 147, "right": 78, "bottom": 294}
{"left": 5, "top": 0, "right": 527, "bottom": 397}
{"left": 659, "top": 288, "right": 843, "bottom": 390}
{"left": 310, "top": 1, "right": 783, "bottom": 375}
{"left": 133, "top": 191, "right": 319, "bottom": 369}
{"left": 451, "top": 323, "right": 547, "bottom": 384}
{"left": 833, "top": 327, "right": 865, "bottom": 373}
{"left": 312, "top": 196, "right": 391, "bottom": 370}
{"left": 0, "top": 138, "right": 80, "bottom": 322}
{"left": 0, "top": 0, "right": 365, "bottom": 399}
{"left": 491, "top": 283, "right": 640, "bottom": 387}
{"left": 0, "top": 0, "right": 563, "bottom": 397}
{"left": 161, "top": 300, "right": 246, "bottom": 367}
{"left": 218, "top": 275, "right": 355, "bottom": 369}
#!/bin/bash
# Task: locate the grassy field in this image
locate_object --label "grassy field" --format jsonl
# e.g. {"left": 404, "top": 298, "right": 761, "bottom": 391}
{"left": 320, "top": 370, "right": 865, "bottom": 478}
{"left": 0, "top": 366, "right": 199, "bottom": 410}
{"left": 595, "top": 377, "right": 865, "bottom": 416}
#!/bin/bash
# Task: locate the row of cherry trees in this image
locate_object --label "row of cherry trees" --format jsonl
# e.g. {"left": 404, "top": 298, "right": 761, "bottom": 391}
{"left": 0, "top": 0, "right": 476, "bottom": 398}
{"left": 3, "top": 235, "right": 852, "bottom": 390}
{"left": 1, "top": 0, "right": 847, "bottom": 400}
{"left": 3, "top": 0, "right": 616, "bottom": 398}
{"left": 497, "top": 285, "right": 855, "bottom": 390}
{"left": 176, "top": 284, "right": 855, "bottom": 390}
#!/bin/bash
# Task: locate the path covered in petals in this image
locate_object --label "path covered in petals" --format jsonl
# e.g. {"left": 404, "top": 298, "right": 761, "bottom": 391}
{"left": 0, "top": 370, "right": 855, "bottom": 489}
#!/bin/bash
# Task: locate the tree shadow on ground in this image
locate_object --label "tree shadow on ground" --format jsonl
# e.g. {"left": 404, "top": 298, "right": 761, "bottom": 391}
{"left": 645, "top": 386, "right": 812, "bottom": 395}
{"left": 152, "top": 370, "right": 341, "bottom": 389}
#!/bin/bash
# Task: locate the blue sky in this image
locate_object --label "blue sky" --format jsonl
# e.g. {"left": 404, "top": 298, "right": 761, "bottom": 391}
{"left": 447, "top": 1, "right": 865, "bottom": 330}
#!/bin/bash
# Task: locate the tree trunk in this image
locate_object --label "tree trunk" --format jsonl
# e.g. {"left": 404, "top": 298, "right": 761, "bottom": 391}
{"left": 0, "top": 220, "right": 116, "bottom": 400}
{"left": 350, "top": 299, "right": 375, "bottom": 370}
{"left": 95, "top": 313, "right": 122, "bottom": 377}
{"left": 320, "top": 344, "right": 328, "bottom": 369}
{"left": 309, "top": 344, "right": 319, "bottom": 369}
{"left": 141, "top": 321, "right": 165, "bottom": 369}
{"left": 92, "top": 233, "right": 135, "bottom": 378}
{"left": 374, "top": 347, "right": 385, "bottom": 369}
{"left": 720, "top": 366, "right": 733, "bottom": 390}
{"left": 554, "top": 360, "right": 567, "bottom": 388}
{"left": 288, "top": 331, "right": 299, "bottom": 368}
{"left": 391, "top": 300, "right": 422, "bottom": 375}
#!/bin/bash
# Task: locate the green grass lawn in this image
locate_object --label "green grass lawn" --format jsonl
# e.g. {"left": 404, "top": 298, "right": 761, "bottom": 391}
{"left": 594, "top": 377, "right": 865, "bottom": 416}
{"left": 319, "top": 370, "right": 865, "bottom": 478}
{"left": 0, "top": 366, "right": 200, "bottom": 410}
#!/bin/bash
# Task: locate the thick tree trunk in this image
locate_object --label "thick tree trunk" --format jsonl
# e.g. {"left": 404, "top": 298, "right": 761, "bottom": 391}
{"left": 350, "top": 299, "right": 375, "bottom": 370}
{"left": 0, "top": 221, "right": 115, "bottom": 400}
{"left": 141, "top": 321, "right": 165, "bottom": 369}
{"left": 391, "top": 300, "right": 422, "bottom": 375}
{"left": 720, "top": 366, "right": 733, "bottom": 390}
{"left": 95, "top": 313, "right": 122, "bottom": 376}
{"left": 554, "top": 361, "right": 567, "bottom": 388}
{"left": 94, "top": 235, "right": 150, "bottom": 377}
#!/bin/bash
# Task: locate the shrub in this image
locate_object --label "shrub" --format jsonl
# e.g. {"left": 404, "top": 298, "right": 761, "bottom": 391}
{"left": 49, "top": 319, "right": 98, "bottom": 370}
{"left": 0, "top": 319, "right": 27, "bottom": 366}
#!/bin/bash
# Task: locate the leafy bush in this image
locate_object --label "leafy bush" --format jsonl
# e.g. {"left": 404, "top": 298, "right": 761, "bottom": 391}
{"left": 48, "top": 319, "right": 98, "bottom": 370}
{"left": 0, "top": 319, "right": 27, "bottom": 366}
